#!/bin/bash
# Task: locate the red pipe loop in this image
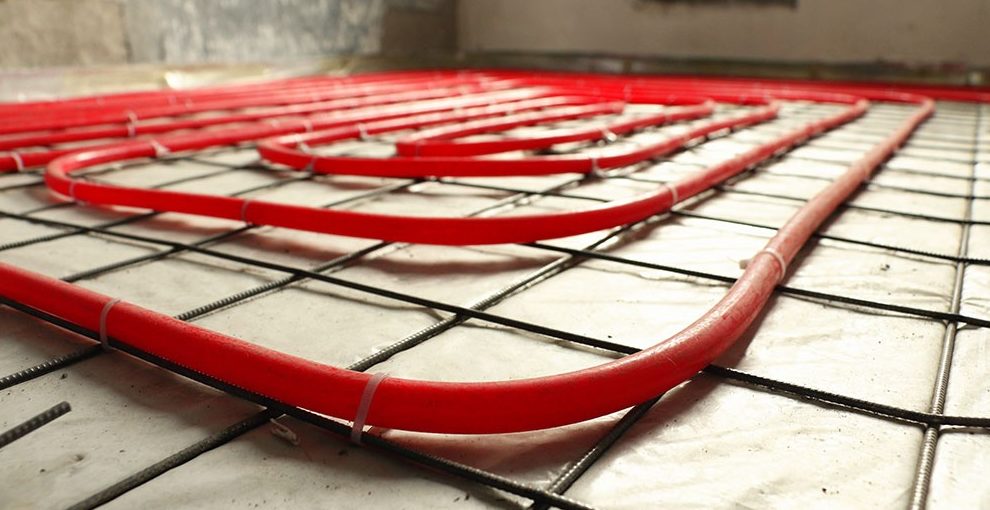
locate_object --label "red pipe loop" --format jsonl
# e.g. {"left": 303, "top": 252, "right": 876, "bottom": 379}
{"left": 0, "top": 70, "right": 965, "bottom": 434}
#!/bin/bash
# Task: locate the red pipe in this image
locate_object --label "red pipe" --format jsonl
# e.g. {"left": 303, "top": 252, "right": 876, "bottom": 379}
{"left": 46, "top": 102, "right": 778, "bottom": 244}
{"left": 0, "top": 71, "right": 961, "bottom": 434}
{"left": 256, "top": 98, "right": 719, "bottom": 177}
{"left": 0, "top": 81, "right": 506, "bottom": 150}
{"left": 0, "top": 74, "right": 504, "bottom": 133}
{"left": 393, "top": 101, "right": 714, "bottom": 157}
{"left": 0, "top": 85, "right": 557, "bottom": 172}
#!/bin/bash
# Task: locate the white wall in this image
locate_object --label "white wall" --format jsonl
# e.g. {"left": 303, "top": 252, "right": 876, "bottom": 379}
{"left": 459, "top": 0, "right": 990, "bottom": 67}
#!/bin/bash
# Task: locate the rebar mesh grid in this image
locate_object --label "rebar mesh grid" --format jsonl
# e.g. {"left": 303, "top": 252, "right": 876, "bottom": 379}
{"left": 0, "top": 76, "right": 988, "bottom": 509}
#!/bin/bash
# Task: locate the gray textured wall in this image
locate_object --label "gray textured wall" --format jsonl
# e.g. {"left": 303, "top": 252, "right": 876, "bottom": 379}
{"left": 123, "top": 0, "right": 384, "bottom": 64}
{"left": 0, "top": 0, "right": 129, "bottom": 67}
{"left": 460, "top": 0, "right": 990, "bottom": 67}
{"left": 2, "top": 0, "right": 986, "bottom": 70}
{"left": 0, "top": 0, "right": 455, "bottom": 67}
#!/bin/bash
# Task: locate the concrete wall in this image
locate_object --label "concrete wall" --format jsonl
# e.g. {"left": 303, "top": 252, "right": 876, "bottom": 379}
{"left": 0, "top": 0, "right": 129, "bottom": 67}
{"left": 459, "top": 0, "right": 990, "bottom": 67}
{"left": 0, "top": 0, "right": 455, "bottom": 67}
{"left": 3, "top": 0, "right": 986, "bottom": 70}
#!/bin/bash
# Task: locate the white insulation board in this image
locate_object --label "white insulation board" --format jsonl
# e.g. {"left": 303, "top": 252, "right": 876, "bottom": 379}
{"left": 0, "top": 98, "right": 988, "bottom": 510}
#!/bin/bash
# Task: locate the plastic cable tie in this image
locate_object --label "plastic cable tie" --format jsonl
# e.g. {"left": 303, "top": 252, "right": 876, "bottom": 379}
{"left": 351, "top": 372, "right": 389, "bottom": 445}
{"left": 301, "top": 119, "right": 314, "bottom": 133}
{"left": 240, "top": 198, "right": 253, "bottom": 225}
{"left": 99, "top": 298, "right": 122, "bottom": 352}
{"left": 126, "top": 121, "right": 137, "bottom": 138}
{"left": 358, "top": 123, "right": 369, "bottom": 141}
{"left": 270, "top": 418, "right": 300, "bottom": 446}
{"left": 763, "top": 247, "right": 788, "bottom": 281}
{"left": 10, "top": 152, "right": 24, "bottom": 172}
{"left": 660, "top": 182, "right": 679, "bottom": 205}
{"left": 303, "top": 158, "right": 317, "bottom": 175}
{"left": 739, "top": 248, "right": 788, "bottom": 281}
{"left": 601, "top": 128, "right": 618, "bottom": 144}
{"left": 590, "top": 155, "right": 607, "bottom": 177}
{"left": 149, "top": 140, "right": 171, "bottom": 158}
{"left": 68, "top": 179, "right": 81, "bottom": 201}
{"left": 126, "top": 110, "right": 139, "bottom": 124}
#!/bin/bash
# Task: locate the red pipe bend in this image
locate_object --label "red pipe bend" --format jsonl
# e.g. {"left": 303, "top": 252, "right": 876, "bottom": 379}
{"left": 0, "top": 81, "right": 503, "bottom": 152}
{"left": 0, "top": 75, "right": 514, "bottom": 135}
{"left": 46, "top": 96, "right": 781, "bottom": 245}
{"left": 256, "top": 98, "right": 732, "bottom": 178}
{"left": 0, "top": 258, "right": 779, "bottom": 433}
{"left": 393, "top": 101, "right": 715, "bottom": 157}
{"left": 0, "top": 71, "right": 952, "bottom": 433}
{"left": 0, "top": 80, "right": 534, "bottom": 172}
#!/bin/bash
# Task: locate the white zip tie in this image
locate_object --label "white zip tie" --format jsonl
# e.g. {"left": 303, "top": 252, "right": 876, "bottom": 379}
{"left": 126, "top": 121, "right": 137, "bottom": 138}
{"left": 99, "top": 298, "right": 122, "bottom": 352}
{"left": 351, "top": 372, "right": 389, "bottom": 445}
{"left": 357, "top": 123, "right": 369, "bottom": 141}
{"left": 600, "top": 128, "right": 618, "bottom": 144}
{"left": 126, "top": 110, "right": 139, "bottom": 124}
{"left": 68, "top": 179, "right": 81, "bottom": 201}
{"left": 240, "top": 198, "right": 253, "bottom": 225}
{"left": 660, "top": 182, "right": 679, "bottom": 205}
{"left": 149, "top": 140, "right": 170, "bottom": 158}
{"left": 301, "top": 119, "right": 314, "bottom": 133}
{"left": 303, "top": 158, "right": 317, "bottom": 175}
{"left": 739, "top": 248, "right": 788, "bottom": 281}
{"left": 10, "top": 152, "right": 24, "bottom": 172}
{"left": 270, "top": 418, "right": 300, "bottom": 446}
{"left": 590, "top": 155, "right": 608, "bottom": 177}
{"left": 763, "top": 248, "right": 788, "bottom": 279}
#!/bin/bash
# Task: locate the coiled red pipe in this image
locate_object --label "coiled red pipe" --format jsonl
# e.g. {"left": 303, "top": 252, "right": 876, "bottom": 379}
{"left": 0, "top": 76, "right": 522, "bottom": 171}
{"left": 0, "top": 70, "right": 977, "bottom": 434}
